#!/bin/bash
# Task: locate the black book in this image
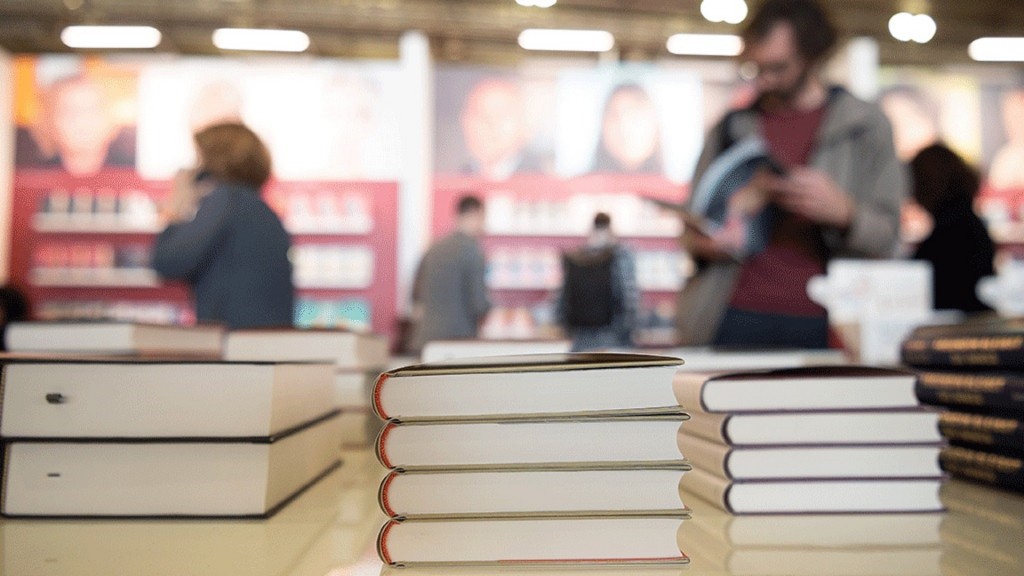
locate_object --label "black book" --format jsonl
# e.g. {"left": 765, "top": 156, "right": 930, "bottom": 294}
{"left": 901, "top": 318, "right": 1024, "bottom": 369}
{"left": 915, "top": 370, "right": 1024, "bottom": 415}
{"left": 939, "top": 411, "right": 1024, "bottom": 457}
{"left": 940, "top": 444, "right": 1024, "bottom": 494}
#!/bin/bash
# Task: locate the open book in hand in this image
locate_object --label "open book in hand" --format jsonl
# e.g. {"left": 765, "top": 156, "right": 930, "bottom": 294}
{"left": 688, "top": 135, "right": 785, "bottom": 258}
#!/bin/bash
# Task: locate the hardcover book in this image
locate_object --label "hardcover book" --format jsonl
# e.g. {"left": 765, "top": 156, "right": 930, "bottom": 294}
{"left": 678, "top": 432, "right": 943, "bottom": 480}
{"left": 0, "top": 357, "right": 335, "bottom": 438}
{"left": 672, "top": 365, "right": 919, "bottom": 413}
{"left": 678, "top": 466, "right": 945, "bottom": 514}
{"left": 376, "top": 515, "right": 689, "bottom": 567}
{"left": 940, "top": 444, "right": 1024, "bottom": 493}
{"left": 3, "top": 321, "right": 224, "bottom": 357}
{"left": 374, "top": 414, "right": 688, "bottom": 470}
{"left": 901, "top": 319, "right": 1024, "bottom": 369}
{"left": 1, "top": 412, "right": 343, "bottom": 518}
{"left": 378, "top": 463, "right": 691, "bottom": 519}
{"left": 939, "top": 411, "right": 1024, "bottom": 455}
{"left": 916, "top": 370, "right": 1024, "bottom": 414}
{"left": 684, "top": 408, "right": 942, "bottom": 446}
{"left": 373, "top": 352, "right": 684, "bottom": 420}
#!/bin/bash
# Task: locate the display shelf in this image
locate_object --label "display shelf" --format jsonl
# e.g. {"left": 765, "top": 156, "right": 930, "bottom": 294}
{"left": 12, "top": 172, "right": 401, "bottom": 345}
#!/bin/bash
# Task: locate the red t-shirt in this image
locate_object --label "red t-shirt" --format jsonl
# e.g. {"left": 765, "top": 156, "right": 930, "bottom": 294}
{"left": 728, "top": 105, "right": 829, "bottom": 317}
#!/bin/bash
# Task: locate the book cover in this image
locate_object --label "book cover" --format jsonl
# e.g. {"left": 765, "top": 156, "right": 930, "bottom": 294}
{"left": 673, "top": 365, "right": 919, "bottom": 414}
{"left": 378, "top": 463, "right": 691, "bottom": 519}
{"left": 373, "top": 352, "right": 684, "bottom": 420}
{"left": 0, "top": 357, "right": 335, "bottom": 438}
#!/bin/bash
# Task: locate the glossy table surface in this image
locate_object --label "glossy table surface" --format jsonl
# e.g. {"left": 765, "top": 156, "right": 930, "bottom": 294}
{"left": 2, "top": 448, "right": 1022, "bottom": 576}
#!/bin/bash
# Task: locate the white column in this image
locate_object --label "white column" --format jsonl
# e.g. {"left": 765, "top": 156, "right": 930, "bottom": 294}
{"left": 397, "top": 30, "right": 433, "bottom": 313}
{"left": 843, "top": 36, "right": 881, "bottom": 101}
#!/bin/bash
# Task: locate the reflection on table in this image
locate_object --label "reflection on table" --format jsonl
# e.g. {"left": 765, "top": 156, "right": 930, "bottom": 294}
{"left": 1, "top": 449, "right": 1023, "bottom": 576}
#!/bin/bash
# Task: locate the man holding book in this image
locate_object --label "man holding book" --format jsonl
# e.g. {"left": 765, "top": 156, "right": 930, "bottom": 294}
{"left": 677, "top": 0, "right": 906, "bottom": 348}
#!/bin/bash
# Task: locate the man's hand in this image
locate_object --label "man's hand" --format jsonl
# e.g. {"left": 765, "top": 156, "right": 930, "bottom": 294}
{"left": 768, "top": 167, "right": 854, "bottom": 228}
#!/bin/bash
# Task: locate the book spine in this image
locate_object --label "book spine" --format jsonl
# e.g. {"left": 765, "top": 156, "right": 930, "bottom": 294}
{"left": 374, "top": 421, "right": 398, "bottom": 469}
{"left": 939, "top": 412, "right": 1024, "bottom": 455}
{"left": 902, "top": 335, "right": 1024, "bottom": 369}
{"left": 940, "top": 445, "right": 1024, "bottom": 493}
{"left": 916, "top": 371, "right": 1024, "bottom": 414}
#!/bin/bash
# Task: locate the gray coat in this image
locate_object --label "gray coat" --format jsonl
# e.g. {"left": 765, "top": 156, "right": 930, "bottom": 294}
{"left": 676, "top": 87, "right": 908, "bottom": 345}
{"left": 409, "top": 231, "right": 491, "bottom": 352}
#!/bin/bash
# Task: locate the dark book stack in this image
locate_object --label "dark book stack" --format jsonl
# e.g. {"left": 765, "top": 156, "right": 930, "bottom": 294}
{"left": 369, "top": 352, "right": 693, "bottom": 567}
{"left": 901, "top": 318, "right": 1024, "bottom": 494}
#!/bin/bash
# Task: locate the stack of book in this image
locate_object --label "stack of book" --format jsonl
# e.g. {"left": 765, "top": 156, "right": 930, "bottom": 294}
{"left": 370, "top": 352, "right": 692, "bottom": 567}
{"left": 901, "top": 318, "right": 1024, "bottom": 494}
{"left": 675, "top": 365, "right": 947, "bottom": 514}
{"left": 0, "top": 355, "right": 342, "bottom": 517}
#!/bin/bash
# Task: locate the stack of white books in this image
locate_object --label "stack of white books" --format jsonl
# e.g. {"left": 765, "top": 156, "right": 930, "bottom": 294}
{"left": 675, "top": 365, "right": 946, "bottom": 515}
{"left": 371, "top": 352, "right": 693, "bottom": 567}
{"left": 223, "top": 327, "right": 390, "bottom": 447}
{"left": 0, "top": 356, "right": 341, "bottom": 517}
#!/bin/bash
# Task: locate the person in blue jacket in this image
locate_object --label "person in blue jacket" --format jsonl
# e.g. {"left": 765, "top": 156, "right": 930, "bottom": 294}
{"left": 152, "top": 122, "right": 294, "bottom": 329}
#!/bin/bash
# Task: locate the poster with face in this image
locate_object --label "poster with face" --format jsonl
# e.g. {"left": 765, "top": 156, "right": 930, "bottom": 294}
{"left": 13, "top": 54, "right": 139, "bottom": 177}
{"left": 135, "top": 58, "right": 403, "bottom": 181}
{"left": 554, "top": 66, "right": 703, "bottom": 184}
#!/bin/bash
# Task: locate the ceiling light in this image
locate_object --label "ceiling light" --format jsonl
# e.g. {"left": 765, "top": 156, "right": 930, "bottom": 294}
{"left": 60, "top": 25, "right": 161, "bottom": 49}
{"left": 888, "top": 12, "right": 936, "bottom": 44}
{"left": 517, "top": 29, "right": 614, "bottom": 52}
{"left": 516, "top": 0, "right": 557, "bottom": 7}
{"left": 969, "top": 37, "right": 1024, "bottom": 62}
{"left": 700, "top": 0, "right": 748, "bottom": 25}
{"left": 212, "top": 28, "right": 310, "bottom": 52}
{"left": 666, "top": 33, "right": 743, "bottom": 56}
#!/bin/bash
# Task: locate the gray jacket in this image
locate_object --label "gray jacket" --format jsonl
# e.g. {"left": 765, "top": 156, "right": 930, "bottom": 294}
{"left": 676, "top": 87, "right": 908, "bottom": 345}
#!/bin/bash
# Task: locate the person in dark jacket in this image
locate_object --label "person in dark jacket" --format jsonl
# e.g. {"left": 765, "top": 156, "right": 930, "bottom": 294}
{"left": 152, "top": 122, "right": 294, "bottom": 329}
{"left": 910, "top": 143, "right": 995, "bottom": 312}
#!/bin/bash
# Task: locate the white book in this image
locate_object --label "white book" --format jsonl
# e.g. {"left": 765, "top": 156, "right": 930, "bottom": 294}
{"left": 378, "top": 464, "right": 691, "bottom": 519}
{"left": 373, "top": 352, "right": 684, "bottom": 420}
{"left": 679, "top": 466, "right": 945, "bottom": 514}
{"left": 377, "top": 516, "right": 688, "bottom": 567}
{"left": 3, "top": 321, "right": 224, "bottom": 356}
{"left": 0, "top": 358, "right": 335, "bottom": 438}
{"left": 678, "top": 433, "right": 943, "bottom": 480}
{"left": 1, "top": 412, "right": 342, "bottom": 518}
{"left": 673, "top": 366, "right": 919, "bottom": 413}
{"left": 223, "top": 328, "right": 389, "bottom": 369}
{"left": 375, "top": 415, "right": 688, "bottom": 470}
{"left": 684, "top": 409, "right": 943, "bottom": 446}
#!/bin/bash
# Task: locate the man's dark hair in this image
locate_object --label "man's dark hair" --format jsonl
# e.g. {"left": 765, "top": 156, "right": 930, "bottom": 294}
{"left": 742, "top": 0, "right": 838, "bottom": 63}
{"left": 593, "top": 212, "right": 611, "bottom": 230}
{"left": 456, "top": 194, "right": 483, "bottom": 215}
